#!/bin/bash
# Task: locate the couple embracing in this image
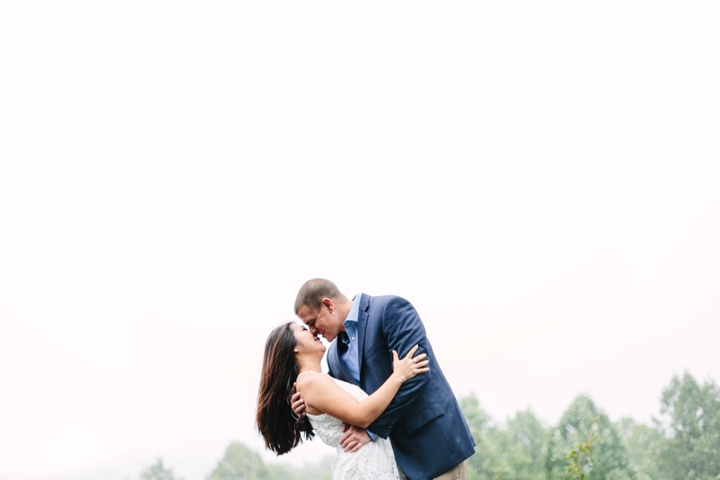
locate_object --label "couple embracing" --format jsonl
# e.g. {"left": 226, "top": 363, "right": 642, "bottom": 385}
{"left": 257, "top": 279, "right": 476, "bottom": 480}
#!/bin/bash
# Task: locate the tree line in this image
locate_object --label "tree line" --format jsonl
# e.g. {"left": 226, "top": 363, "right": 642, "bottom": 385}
{"left": 135, "top": 371, "right": 720, "bottom": 480}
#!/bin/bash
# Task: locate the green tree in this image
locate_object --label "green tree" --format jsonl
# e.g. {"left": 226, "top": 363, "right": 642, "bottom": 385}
{"left": 617, "top": 418, "right": 662, "bottom": 480}
{"left": 459, "top": 393, "right": 492, "bottom": 480}
{"left": 207, "top": 442, "right": 271, "bottom": 480}
{"left": 565, "top": 420, "right": 597, "bottom": 480}
{"left": 654, "top": 372, "right": 720, "bottom": 480}
{"left": 460, "top": 394, "right": 548, "bottom": 480}
{"left": 266, "top": 455, "right": 333, "bottom": 480}
{"left": 547, "top": 395, "right": 634, "bottom": 480}
{"left": 206, "top": 442, "right": 333, "bottom": 480}
{"left": 140, "top": 458, "right": 183, "bottom": 480}
{"left": 504, "top": 409, "right": 548, "bottom": 480}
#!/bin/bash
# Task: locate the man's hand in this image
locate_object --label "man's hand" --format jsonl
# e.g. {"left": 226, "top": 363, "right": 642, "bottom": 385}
{"left": 290, "top": 383, "right": 306, "bottom": 419}
{"left": 339, "top": 423, "right": 371, "bottom": 452}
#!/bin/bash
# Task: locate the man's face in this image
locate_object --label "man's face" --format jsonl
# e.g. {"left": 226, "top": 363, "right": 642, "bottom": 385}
{"left": 297, "top": 300, "right": 342, "bottom": 342}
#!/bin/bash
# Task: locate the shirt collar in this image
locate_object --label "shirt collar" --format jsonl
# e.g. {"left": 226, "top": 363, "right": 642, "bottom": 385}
{"left": 345, "top": 293, "right": 362, "bottom": 324}
{"left": 342, "top": 293, "right": 362, "bottom": 345}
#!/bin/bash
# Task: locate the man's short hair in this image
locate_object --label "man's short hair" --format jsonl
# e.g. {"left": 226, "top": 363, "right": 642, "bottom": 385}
{"left": 294, "top": 278, "right": 344, "bottom": 314}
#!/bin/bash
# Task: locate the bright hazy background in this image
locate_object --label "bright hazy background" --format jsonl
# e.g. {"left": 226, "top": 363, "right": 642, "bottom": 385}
{"left": 1, "top": 2, "right": 718, "bottom": 479}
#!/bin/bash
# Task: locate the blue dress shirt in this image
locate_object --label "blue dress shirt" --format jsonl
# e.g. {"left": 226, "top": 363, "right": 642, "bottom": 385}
{"left": 341, "top": 293, "right": 362, "bottom": 383}
{"left": 342, "top": 293, "right": 378, "bottom": 440}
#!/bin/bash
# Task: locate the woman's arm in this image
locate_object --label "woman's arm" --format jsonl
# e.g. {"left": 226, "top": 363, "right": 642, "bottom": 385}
{"left": 296, "top": 346, "right": 428, "bottom": 428}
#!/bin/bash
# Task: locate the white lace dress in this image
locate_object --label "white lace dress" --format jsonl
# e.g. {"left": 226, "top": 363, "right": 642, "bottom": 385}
{"left": 304, "top": 375, "right": 406, "bottom": 480}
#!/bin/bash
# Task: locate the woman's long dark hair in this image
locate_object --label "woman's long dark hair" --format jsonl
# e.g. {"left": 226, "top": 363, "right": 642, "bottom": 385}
{"left": 256, "top": 322, "right": 314, "bottom": 455}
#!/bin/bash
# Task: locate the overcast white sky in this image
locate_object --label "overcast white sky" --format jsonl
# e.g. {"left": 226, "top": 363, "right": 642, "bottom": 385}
{"left": 1, "top": 2, "right": 719, "bottom": 480}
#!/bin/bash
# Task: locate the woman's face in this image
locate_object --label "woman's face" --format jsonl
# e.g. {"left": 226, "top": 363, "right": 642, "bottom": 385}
{"left": 291, "top": 322, "right": 326, "bottom": 355}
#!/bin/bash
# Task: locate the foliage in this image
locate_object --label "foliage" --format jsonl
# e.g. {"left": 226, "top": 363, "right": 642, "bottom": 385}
{"left": 452, "top": 376, "right": 720, "bottom": 480}
{"left": 461, "top": 394, "right": 547, "bottom": 480}
{"left": 504, "top": 409, "right": 549, "bottom": 480}
{"left": 547, "top": 395, "right": 634, "bottom": 480}
{"left": 265, "top": 456, "right": 332, "bottom": 480}
{"left": 618, "top": 418, "right": 663, "bottom": 480}
{"left": 206, "top": 442, "right": 272, "bottom": 480}
{"left": 142, "top": 372, "right": 720, "bottom": 480}
{"left": 653, "top": 372, "right": 720, "bottom": 480}
{"left": 565, "top": 417, "right": 597, "bottom": 480}
{"left": 205, "top": 442, "right": 332, "bottom": 480}
{"left": 140, "top": 458, "right": 183, "bottom": 480}
{"left": 459, "top": 393, "right": 491, "bottom": 480}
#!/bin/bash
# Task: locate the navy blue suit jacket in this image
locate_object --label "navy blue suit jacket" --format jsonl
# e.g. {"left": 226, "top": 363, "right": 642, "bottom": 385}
{"left": 326, "top": 294, "right": 475, "bottom": 480}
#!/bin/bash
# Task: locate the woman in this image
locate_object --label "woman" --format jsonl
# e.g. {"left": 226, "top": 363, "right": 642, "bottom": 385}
{"left": 256, "top": 322, "right": 428, "bottom": 479}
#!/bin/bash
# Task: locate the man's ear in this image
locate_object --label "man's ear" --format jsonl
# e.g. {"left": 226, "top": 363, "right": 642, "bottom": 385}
{"left": 321, "top": 298, "right": 334, "bottom": 312}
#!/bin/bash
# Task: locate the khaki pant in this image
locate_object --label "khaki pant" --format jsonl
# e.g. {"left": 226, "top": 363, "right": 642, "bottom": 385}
{"left": 433, "top": 459, "right": 468, "bottom": 480}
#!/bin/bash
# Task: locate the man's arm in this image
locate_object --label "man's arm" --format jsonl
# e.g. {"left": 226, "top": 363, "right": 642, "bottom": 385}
{"left": 366, "top": 296, "right": 433, "bottom": 435}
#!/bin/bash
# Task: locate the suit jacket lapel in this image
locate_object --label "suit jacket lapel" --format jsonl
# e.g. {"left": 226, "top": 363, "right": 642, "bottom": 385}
{"left": 327, "top": 336, "right": 356, "bottom": 385}
{"left": 357, "top": 293, "right": 370, "bottom": 388}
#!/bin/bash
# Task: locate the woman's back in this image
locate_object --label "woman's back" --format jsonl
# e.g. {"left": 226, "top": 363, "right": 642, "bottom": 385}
{"left": 303, "top": 374, "right": 406, "bottom": 480}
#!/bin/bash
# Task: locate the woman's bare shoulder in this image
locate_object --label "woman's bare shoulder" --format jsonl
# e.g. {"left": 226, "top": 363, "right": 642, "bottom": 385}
{"left": 296, "top": 371, "right": 336, "bottom": 415}
{"left": 296, "top": 371, "right": 332, "bottom": 391}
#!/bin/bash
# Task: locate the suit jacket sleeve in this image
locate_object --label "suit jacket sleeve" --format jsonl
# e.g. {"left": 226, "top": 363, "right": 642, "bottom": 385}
{"left": 366, "top": 296, "right": 433, "bottom": 436}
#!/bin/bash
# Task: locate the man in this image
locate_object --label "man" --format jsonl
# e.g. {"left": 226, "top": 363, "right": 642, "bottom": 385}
{"left": 291, "top": 278, "right": 475, "bottom": 480}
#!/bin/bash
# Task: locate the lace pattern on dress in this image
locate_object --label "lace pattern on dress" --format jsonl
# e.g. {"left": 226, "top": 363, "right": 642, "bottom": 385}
{"left": 305, "top": 376, "right": 406, "bottom": 480}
